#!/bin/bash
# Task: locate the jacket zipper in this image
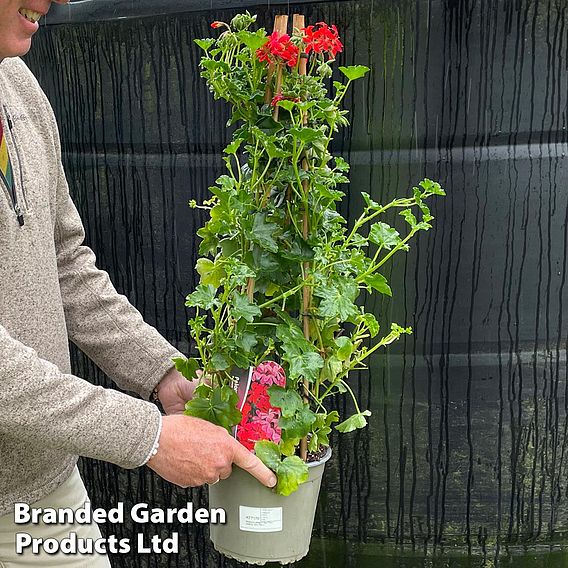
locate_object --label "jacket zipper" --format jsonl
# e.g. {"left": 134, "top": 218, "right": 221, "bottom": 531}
{"left": 2, "top": 105, "right": 25, "bottom": 226}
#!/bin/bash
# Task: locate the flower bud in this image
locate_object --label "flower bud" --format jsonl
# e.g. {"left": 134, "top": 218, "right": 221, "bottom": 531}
{"left": 230, "top": 12, "right": 256, "bottom": 31}
{"left": 317, "top": 63, "right": 333, "bottom": 78}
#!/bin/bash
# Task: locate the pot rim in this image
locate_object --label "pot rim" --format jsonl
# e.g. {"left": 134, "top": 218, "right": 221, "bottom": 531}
{"left": 306, "top": 445, "right": 332, "bottom": 468}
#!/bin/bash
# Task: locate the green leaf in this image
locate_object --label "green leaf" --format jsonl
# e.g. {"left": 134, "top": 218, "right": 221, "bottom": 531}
{"left": 290, "top": 127, "right": 324, "bottom": 145}
{"left": 254, "top": 440, "right": 281, "bottom": 470}
{"left": 368, "top": 222, "right": 400, "bottom": 250}
{"left": 238, "top": 30, "right": 267, "bottom": 51}
{"left": 185, "top": 385, "right": 241, "bottom": 432}
{"left": 279, "top": 405, "right": 316, "bottom": 438}
{"left": 268, "top": 386, "right": 316, "bottom": 438}
{"left": 322, "top": 355, "right": 343, "bottom": 382}
{"left": 249, "top": 212, "right": 279, "bottom": 253}
{"left": 265, "top": 141, "right": 291, "bottom": 159}
{"left": 235, "top": 331, "right": 258, "bottom": 352}
{"left": 276, "top": 456, "right": 309, "bottom": 496}
{"left": 335, "top": 336, "right": 354, "bottom": 361}
{"left": 267, "top": 386, "right": 304, "bottom": 417}
{"left": 361, "top": 273, "right": 392, "bottom": 296}
{"left": 280, "top": 437, "right": 300, "bottom": 457}
{"left": 254, "top": 441, "right": 309, "bottom": 496}
{"left": 361, "top": 313, "right": 380, "bottom": 338}
{"left": 194, "top": 38, "right": 216, "bottom": 52}
{"left": 225, "top": 258, "right": 256, "bottom": 286}
{"left": 336, "top": 410, "right": 372, "bottom": 433}
{"left": 193, "top": 383, "right": 212, "bottom": 398}
{"left": 211, "top": 352, "right": 230, "bottom": 371}
{"left": 339, "top": 65, "right": 370, "bottom": 81}
{"left": 361, "top": 191, "right": 380, "bottom": 210}
{"left": 400, "top": 208, "right": 417, "bottom": 228}
{"left": 275, "top": 320, "right": 313, "bottom": 356}
{"left": 224, "top": 138, "right": 243, "bottom": 155}
{"left": 280, "top": 237, "right": 314, "bottom": 262}
{"left": 419, "top": 178, "right": 446, "bottom": 196}
{"left": 326, "top": 410, "right": 340, "bottom": 425}
{"left": 172, "top": 357, "right": 200, "bottom": 381}
{"left": 185, "top": 284, "right": 218, "bottom": 310}
{"left": 316, "top": 280, "right": 359, "bottom": 321}
{"left": 231, "top": 292, "right": 261, "bottom": 323}
{"left": 334, "top": 156, "right": 350, "bottom": 172}
{"left": 277, "top": 99, "right": 297, "bottom": 112}
{"left": 288, "top": 352, "right": 324, "bottom": 383}
{"left": 196, "top": 258, "right": 226, "bottom": 287}
{"left": 255, "top": 115, "right": 283, "bottom": 135}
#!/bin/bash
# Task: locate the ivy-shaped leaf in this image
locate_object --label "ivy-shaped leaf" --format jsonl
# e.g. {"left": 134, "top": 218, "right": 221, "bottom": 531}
{"left": 361, "top": 313, "right": 380, "bottom": 338}
{"left": 290, "top": 127, "right": 324, "bottom": 146}
{"left": 194, "top": 38, "right": 216, "bottom": 52}
{"left": 254, "top": 442, "right": 309, "bottom": 496}
{"left": 211, "top": 352, "right": 231, "bottom": 371}
{"left": 287, "top": 352, "right": 324, "bottom": 383}
{"left": 172, "top": 357, "right": 200, "bottom": 381}
{"left": 249, "top": 212, "right": 279, "bottom": 253}
{"left": 339, "top": 65, "right": 370, "bottom": 81}
{"left": 254, "top": 440, "right": 281, "bottom": 470}
{"left": 335, "top": 336, "right": 354, "bottom": 361}
{"left": 368, "top": 222, "right": 400, "bottom": 250}
{"left": 185, "top": 385, "right": 241, "bottom": 432}
{"left": 185, "top": 284, "right": 218, "bottom": 310}
{"left": 238, "top": 30, "right": 267, "bottom": 51}
{"left": 268, "top": 386, "right": 304, "bottom": 417}
{"left": 276, "top": 456, "right": 309, "bottom": 496}
{"left": 361, "top": 273, "right": 392, "bottom": 296}
{"left": 231, "top": 292, "right": 261, "bottom": 323}
{"left": 196, "top": 258, "right": 226, "bottom": 288}
{"left": 336, "top": 410, "right": 372, "bottom": 433}
{"left": 224, "top": 138, "right": 244, "bottom": 155}
{"left": 315, "top": 280, "right": 359, "bottom": 321}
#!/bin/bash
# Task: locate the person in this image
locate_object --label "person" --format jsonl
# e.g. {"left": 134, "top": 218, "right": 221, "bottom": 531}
{"left": 0, "top": 1, "right": 277, "bottom": 566}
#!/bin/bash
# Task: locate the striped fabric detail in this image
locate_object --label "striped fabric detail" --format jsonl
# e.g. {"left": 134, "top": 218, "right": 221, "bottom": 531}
{"left": 0, "top": 117, "right": 14, "bottom": 195}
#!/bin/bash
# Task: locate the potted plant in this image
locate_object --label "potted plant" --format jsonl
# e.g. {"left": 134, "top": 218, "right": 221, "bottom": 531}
{"left": 174, "top": 12, "right": 445, "bottom": 565}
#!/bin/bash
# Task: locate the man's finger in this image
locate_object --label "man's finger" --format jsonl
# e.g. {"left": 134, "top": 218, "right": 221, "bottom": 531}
{"left": 232, "top": 442, "right": 277, "bottom": 488}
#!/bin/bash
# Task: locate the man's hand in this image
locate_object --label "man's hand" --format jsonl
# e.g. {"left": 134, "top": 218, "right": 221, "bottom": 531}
{"left": 154, "top": 367, "right": 198, "bottom": 415}
{"left": 146, "top": 415, "right": 277, "bottom": 489}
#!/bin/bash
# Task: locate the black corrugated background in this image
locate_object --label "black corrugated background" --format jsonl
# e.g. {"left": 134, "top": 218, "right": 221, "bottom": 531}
{"left": 24, "top": 1, "right": 568, "bottom": 565}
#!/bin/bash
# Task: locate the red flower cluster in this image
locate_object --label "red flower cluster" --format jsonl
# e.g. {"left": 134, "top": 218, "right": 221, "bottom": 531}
{"left": 210, "top": 21, "right": 223, "bottom": 29}
{"left": 236, "top": 362, "right": 286, "bottom": 451}
{"left": 256, "top": 31, "right": 300, "bottom": 68}
{"left": 270, "top": 94, "right": 300, "bottom": 107}
{"left": 301, "top": 22, "right": 343, "bottom": 59}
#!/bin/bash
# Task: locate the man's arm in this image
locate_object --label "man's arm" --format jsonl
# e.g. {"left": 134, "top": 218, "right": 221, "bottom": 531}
{"left": 0, "top": 322, "right": 161, "bottom": 468}
{"left": 52, "top": 143, "right": 182, "bottom": 401}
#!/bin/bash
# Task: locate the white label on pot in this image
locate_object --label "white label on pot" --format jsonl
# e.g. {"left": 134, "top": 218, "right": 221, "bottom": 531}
{"left": 239, "top": 506, "right": 283, "bottom": 532}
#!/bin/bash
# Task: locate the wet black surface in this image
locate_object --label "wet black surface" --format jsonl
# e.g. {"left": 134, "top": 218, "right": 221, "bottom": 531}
{"left": 25, "top": 1, "right": 568, "bottom": 565}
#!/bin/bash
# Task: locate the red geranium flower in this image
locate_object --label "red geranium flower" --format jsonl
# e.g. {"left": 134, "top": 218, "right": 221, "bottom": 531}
{"left": 271, "top": 94, "right": 285, "bottom": 107}
{"left": 236, "top": 361, "right": 287, "bottom": 452}
{"left": 302, "top": 22, "right": 343, "bottom": 59}
{"left": 210, "top": 21, "right": 223, "bottom": 29}
{"left": 256, "top": 31, "right": 300, "bottom": 68}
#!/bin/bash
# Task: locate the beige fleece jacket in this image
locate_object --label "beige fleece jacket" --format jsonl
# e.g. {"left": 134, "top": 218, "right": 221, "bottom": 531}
{"left": 0, "top": 57, "right": 182, "bottom": 517}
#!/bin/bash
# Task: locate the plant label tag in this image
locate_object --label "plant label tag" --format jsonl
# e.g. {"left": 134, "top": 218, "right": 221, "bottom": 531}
{"left": 239, "top": 506, "right": 283, "bottom": 532}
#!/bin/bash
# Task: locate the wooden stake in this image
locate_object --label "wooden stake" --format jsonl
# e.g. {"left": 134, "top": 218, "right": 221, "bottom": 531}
{"left": 271, "top": 15, "right": 289, "bottom": 122}
{"left": 293, "top": 13, "right": 311, "bottom": 463}
{"left": 252, "top": 16, "right": 291, "bottom": 301}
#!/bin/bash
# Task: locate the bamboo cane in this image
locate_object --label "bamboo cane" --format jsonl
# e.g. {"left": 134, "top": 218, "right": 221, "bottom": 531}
{"left": 250, "top": 15, "right": 289, "bottom": 300}
{"left": 293, "top": 13, "right": 311, "bottom": 463}
{"left": 271, "top": 15, "right": 289, "bottom": 122}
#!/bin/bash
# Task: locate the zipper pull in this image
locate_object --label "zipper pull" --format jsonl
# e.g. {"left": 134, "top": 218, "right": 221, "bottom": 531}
{"left": 3, "top": 106, "right": 13, "bottom": 130}
{"left": 14, "top": 203, "right": 24, "bottom": 226}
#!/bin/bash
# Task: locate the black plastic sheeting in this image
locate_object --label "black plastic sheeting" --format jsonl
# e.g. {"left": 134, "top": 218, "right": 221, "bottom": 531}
{"left": 23, "top": 1, "right": 568, "bottom": 566}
